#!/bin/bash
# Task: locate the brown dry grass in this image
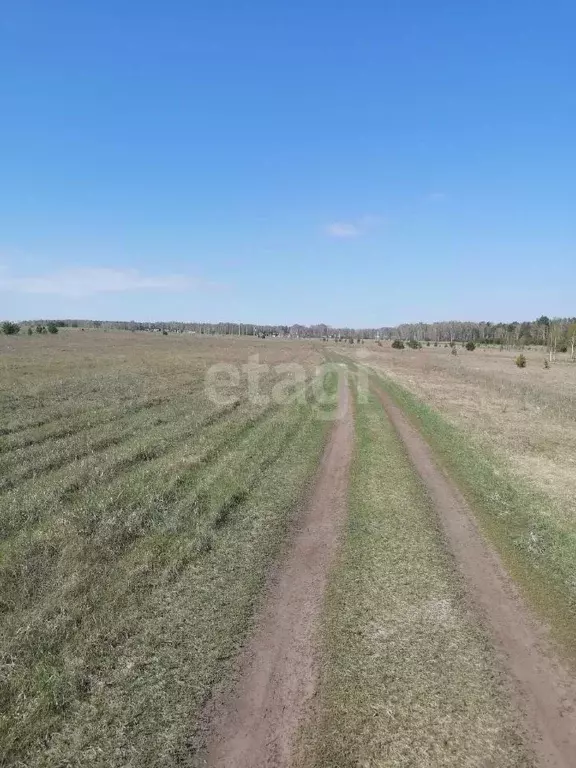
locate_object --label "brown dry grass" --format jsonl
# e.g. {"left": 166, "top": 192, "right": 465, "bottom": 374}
{"left": 355, "top": 343, "right": 576, "bottom": 525}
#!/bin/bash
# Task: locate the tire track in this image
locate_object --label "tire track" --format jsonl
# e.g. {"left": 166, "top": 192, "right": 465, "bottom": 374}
{"left": 202, "top": 371, "right": 354, "bottom": 768}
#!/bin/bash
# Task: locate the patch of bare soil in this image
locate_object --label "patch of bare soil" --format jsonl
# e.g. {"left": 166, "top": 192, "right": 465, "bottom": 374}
{"left": 202, "top": 374, "right": 353, "bottom": 768}
{"left": 375, "top": 386, "right": 576, "bottom": 768}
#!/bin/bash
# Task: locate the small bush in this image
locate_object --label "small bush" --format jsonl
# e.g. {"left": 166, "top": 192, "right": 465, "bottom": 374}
{"left": 391, "top": 340, "right": 405, "bottom": 350}
{"left": 451, "top": 346, "right": 458, "bottom": 356}
{"left": 465, "top": 341, "right": 476, "bottom": 351}
{"left": 543, "top": 359, "right": 550, "bottom": 369}
{"left": 407, "top": 339, "right": 422, "bottom": 350}
{"left": 162, "top": 330, "right": 168, "bottom": 336}
{"left": 36, "top": 325, "right": 46, "bottom": 334}
{"left": 47, "top": 323, "right": 59, "bottom": 334}
{"left": 559, "top": 345, "right": 568, "bottom": 353}
{"left": 1, "top": 321, "right": 20, "bottom": 335}
{"left": 27, "top": 327, "right": 33, "bottom": 336}
{"left": 515, "top": 354, "right": 527, "bottom": 368}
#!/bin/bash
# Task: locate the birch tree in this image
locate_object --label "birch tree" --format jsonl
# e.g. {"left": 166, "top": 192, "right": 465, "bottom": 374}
{"left": 568, "top": 322, "right": 576, "bottom": 362}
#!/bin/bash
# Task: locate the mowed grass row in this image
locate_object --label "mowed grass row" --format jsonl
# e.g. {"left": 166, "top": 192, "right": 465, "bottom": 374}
{"left": 0, "top": 392, "right": 237, "bottom": 491}
{"left": 300, "top": 377, "right": 528, "bottom": 767}
{"left": 0, "top": 334, "right": 335, "bottom": 766}
{"left": 368, "top": 370, "right": 576, "bottom": 659}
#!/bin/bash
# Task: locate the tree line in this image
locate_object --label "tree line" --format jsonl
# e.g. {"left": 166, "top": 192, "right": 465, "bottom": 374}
{"left": 3, "top": 316, "right": 576, "bottom": 358}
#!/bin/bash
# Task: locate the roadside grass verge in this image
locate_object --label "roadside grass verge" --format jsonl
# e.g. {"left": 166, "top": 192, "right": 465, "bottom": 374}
{"left": 370, "top": 370, "right": 576, "bottom": 659}
{"left": 301, "top": 380, "right": 527, "bottom": 767}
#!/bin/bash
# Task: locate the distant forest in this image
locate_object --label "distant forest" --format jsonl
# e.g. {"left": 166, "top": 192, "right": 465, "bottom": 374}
{"left": 24, "top": 315, "right": 576, "bottom": 351}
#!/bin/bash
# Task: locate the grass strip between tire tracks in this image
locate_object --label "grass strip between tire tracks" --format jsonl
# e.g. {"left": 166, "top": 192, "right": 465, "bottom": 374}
{"left": 300, "top": 374, "right": 528, "bottom": 767}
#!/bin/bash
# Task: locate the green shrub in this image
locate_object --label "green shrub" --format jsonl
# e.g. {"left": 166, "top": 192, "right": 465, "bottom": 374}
{"left": 407, "top": 339, "right": 422, "bottom": 349}
{"left": 451, "top": 346, "right": 458, "bottom": 356}
{"left": 1, "top": 321, "right": 20, "bottom": 335}
{"left": 391, "top": 340, "right": 405, "bottom": 350}
{"left": 544, "top": 359, "right": 550, "bottom": 369}
{"left": 36, "top": 325, "right": 46, "bottom": 334}
{"left": 27, "top": 327, "right": 33, "bottom": 336}
{"left": 515, "top": 354, "right": 527, "bottom": 368}
{"left": 465, "top": 341, "right": 476, "bottom": 351}
{"left": 47, "top": 323, "right": 59, "bottom": 334}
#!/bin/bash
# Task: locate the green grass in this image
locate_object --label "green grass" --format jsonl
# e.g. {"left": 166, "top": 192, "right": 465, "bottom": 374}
{"left": 369, "top": 370, "right": 576, "bottom": 659}
{"left": 0, "top": 333, "right": 334, "bottom": 766}
{"left": 300, "top": 377, "right": 528, "bottom": 767}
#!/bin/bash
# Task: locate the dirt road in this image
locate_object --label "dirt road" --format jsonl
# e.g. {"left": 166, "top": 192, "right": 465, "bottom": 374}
{"left": 374, "top": 384, "right": 576, "bottom": 768}
{"left": 203, "top": 373, "right": 353, "bottom": 768}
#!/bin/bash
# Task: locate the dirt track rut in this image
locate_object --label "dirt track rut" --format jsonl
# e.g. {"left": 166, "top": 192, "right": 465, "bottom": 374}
{"left": 204, "top": 373, "right": 353, "bottom": 768}
{"left": 374, "top": 383, "right": 576, "bottom": 768}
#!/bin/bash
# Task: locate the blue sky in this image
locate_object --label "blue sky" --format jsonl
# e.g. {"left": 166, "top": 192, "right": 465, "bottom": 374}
{"left": 1, "top": 1, "right": 574, "bottom": 326}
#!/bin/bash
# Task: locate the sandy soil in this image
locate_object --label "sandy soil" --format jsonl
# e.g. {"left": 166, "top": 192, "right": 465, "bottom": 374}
{"left": 202, "top": 373, "right": 353, "bottom": 768}
{"left": 374, "top": 385, "right": 576, "bottom": 768}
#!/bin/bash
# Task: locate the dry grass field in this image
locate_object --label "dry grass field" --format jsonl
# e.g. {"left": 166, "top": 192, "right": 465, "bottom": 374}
{"left": 359, "top": 343, "right": 576, "bottom": 517}
{"left": 0, "top": 330, "right": 333, "bottom": 766}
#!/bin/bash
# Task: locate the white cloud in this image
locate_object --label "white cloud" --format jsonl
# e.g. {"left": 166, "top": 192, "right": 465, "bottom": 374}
{"left": 325, "top": 214, "right": 383, "bottom": 239}
{"left": 0, "top": 267, "right": 207, "bottom": 298}
{"left": 325, "top": 222, "right": 361, "bottom": 238}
